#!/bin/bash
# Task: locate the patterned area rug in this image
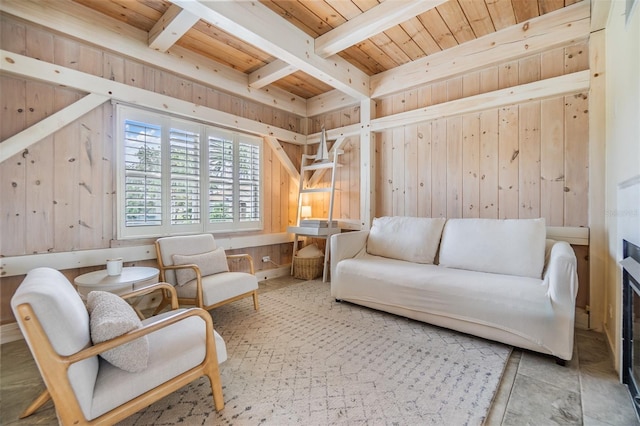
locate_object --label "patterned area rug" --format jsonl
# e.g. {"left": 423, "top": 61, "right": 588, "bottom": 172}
{"left": 121, "top": 280, "right": 511, "bottom": 425}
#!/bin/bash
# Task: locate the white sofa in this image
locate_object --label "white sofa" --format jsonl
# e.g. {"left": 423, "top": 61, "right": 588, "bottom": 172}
{"left": 330, "top": 216, "right": 579, "bottom": 361}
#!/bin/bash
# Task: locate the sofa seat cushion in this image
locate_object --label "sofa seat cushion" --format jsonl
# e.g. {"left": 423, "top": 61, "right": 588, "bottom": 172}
{"left": 334, "top": 254, "right": 556, "bottom": 349}
{"left": 90, "top": 309, "right": 227, "bottom": 419}
{"left": 439, "top": 218, "right": 546, "bottom": 279}
{"left": 367, "top": 216, "right": 446, "bottom": 264}
{"left": 177, "top": 271, "right": 258, "bottom": 306}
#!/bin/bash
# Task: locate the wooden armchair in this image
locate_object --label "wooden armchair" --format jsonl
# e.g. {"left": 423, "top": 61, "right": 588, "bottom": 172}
{"left": 11, "top": 267, "right": 226, "bottom": 425}
{"left": 154, "top": 234, "right": 259, "bottom": 313}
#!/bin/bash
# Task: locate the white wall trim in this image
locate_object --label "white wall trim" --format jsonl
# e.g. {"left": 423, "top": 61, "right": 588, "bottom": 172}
{"left": 1, "top": 233, "right": 293, "bottom": 278}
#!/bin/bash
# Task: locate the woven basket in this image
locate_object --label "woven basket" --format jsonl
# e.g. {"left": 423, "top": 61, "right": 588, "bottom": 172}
{"left": 293, "top": 255, "right": 323, "bottom": 280}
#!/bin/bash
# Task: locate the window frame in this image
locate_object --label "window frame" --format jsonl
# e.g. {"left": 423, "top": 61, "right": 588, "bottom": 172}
{"left": 115, "top": 104, "right": 263, "bottom": 239}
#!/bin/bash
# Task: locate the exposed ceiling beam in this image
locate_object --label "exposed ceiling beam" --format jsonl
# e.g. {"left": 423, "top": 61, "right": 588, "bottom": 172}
{"left": 307, "top": 89, "right": 358, "bottom": 117}
{"left": 590, "top": 0, "right": 612, "bottom": 32}
{"left": 0, "top": 0, "right": 307, "bottom": 116}
{"left": 148, "top": 4, "right": 200, "bottom": 52}
{"left": 0, "top": 94, "right": 109, "bottom": 163}
{"left": 172, "top": 0, "right": 370, "bottom": 100}
{"left": 372, "top": 71, "right": 590, "bottom": 130}
{"left": 315, "top": 0, "right": 448, "bottom": 58}
{"left": 249, "top": 59, "right": 297, "bottom": 89}
{"left": 0, "top": 49, "right": 305, "bottom": 144}
{"left": 371, "top": 0, "right": 590, "bottom": 98}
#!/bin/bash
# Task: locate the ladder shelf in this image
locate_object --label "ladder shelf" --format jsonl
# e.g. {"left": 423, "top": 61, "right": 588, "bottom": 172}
{"left": 287, "top": 149, "right": 343, "bottom": 282}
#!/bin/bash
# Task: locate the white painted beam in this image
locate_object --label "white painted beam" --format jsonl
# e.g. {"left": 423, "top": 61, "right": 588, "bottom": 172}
{"left": 359, "top": 99, "right": 375, "bottom": 229}
{"left": 172, "top": 0, "right": 370, "bottom": 100}
{"left": 264, "top": 136, "right": 300, "bottom": 182}
{"left": 0, "top": 0, "right": 307, "bottom": 116}
{"left": 590, "top": 0, "right": 612, "bottom": 32}
{"left": 370, "top": 1, "right": 590, "bottom": 98}
{"left": 304, "top": 71, "right": 589, "bottom": 141}
{"left": 315, "top": 0, "right": 447, "bottom": 58}
{"left": 0, "top": 93, "right": 109, "bottom": 163}
{"left": 371, "top": 71, "right": 590, "bottom": 131}
{"left": 307, "top": 90, "right": 358, "bottom": 117}
{"left": 249, "top": 59, "right": 297, "bottom": 89}
{"left": 149, "top": 4, "right": 200, "bottom": 52}
{"left": 0, "top": 50, "right": 305, "bottom": 144}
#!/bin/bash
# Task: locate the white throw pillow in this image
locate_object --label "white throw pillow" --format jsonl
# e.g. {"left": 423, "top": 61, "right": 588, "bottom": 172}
{"left": 172, "top": 247, "right": 229, "bottom": 286}
{"left": 367, "top": 216, "right": 446, "bottom": 264}
{"left": 438, "top": 218, "right": 546, "bottom": 279}
{"left": 87, "top": 291, "right": 149, "bottom": 372}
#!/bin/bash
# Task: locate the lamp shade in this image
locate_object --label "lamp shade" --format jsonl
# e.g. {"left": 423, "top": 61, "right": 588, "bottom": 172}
{"left": 301, "top": 205, "right": 312, "bottom": 218}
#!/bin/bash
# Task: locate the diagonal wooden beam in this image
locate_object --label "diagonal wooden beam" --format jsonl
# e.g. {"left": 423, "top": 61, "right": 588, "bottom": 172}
{"left": 264, "top": 136, "right": 300, "bottom": 183}
{"left": 249, "top": 59, "right": 297, "bottom": 89}
{"left": 172, "top": 0, "right": 370, "bottom": 100}
{"left": 0, "top": 93, "right": 109, "bottom": 163}
{"left": 0, "top": 50, "right": 305, "bottom": 144}
{"left": 149, "top": 4, "right": 200, "bottom": 52}
{"left": 315, "top": 0, "right": 448, "bottom": 58}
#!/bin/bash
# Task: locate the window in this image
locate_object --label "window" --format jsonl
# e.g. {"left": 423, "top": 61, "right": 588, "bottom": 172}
{"left": 116, "top": 105, "right": 263, "bottom": 239}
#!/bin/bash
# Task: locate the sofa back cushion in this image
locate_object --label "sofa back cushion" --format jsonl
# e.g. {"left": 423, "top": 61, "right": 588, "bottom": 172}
{"left": 367, "top": 216, "right": 446, "bottom": 264}
{"left": 438, "top": 218, "right": 546, "bottom": 279}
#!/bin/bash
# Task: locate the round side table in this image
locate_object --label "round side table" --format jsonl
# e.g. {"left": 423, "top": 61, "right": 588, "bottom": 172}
{"left": 74, "top": 266, "right": 159, "bottom": 298}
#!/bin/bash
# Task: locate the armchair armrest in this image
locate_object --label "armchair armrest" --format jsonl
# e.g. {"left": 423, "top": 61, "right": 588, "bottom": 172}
{"left": 120, "top": 282, "right": 179, "bottom": 310}
{"left": 66, "top": 308, "right": 215, "bottom": 365}
{"left": 330, "top": 230, "right": 369, "bottom": 277}
{"left": 544, "top": 240, "right": 579, "bottom": 309}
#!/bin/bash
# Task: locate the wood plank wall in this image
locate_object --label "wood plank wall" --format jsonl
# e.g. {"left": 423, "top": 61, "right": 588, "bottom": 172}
{"left": 0, "top": 15, "right": 303, "bottom": 323}
{"left": 373, "top": 41, "right": 589, "bottom": 224}
{"left": 311, "top": 42, "right": 590, "bottom": 307}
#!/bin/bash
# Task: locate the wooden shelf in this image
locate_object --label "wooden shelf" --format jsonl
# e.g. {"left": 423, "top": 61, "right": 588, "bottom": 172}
{"left": 287, "top": 226, "right": 341, "bottom": 237}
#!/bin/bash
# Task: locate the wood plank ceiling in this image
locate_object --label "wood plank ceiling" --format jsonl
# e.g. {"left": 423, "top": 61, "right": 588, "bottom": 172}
{"left": 71, "top": 0, "right": 581, "bottom": 101}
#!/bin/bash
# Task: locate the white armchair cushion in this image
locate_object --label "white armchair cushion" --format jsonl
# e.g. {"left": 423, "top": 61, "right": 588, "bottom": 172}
{"left": 367, "top": 216, "right": 446, "bottom": 264}
{"left": 87, "top": 291, "right": 149, "bottom": 372}
{"left": 177, "top": 271, "right": 258, "bottom": 306}
{"left": 439, "top": 218, "right": 546, "bottom": 279}
{"left": 90, "top": 311, "right": 227, "bottom": 419}
{"left": 172, "top": 247, "right": 229, "bottom": 286}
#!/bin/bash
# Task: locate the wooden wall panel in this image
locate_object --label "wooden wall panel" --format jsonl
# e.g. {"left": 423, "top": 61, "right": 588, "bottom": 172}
{"left": 519, "top": 102, "right": 541, "bottom": 219}
{"left": 430, "top": 82, "right": 448, "bottom": 218}
{"left": 368, "top": 44, "right": 589, "bottom": 229}
{"left": 564, "top": 92, "right": 589, "bottom": 227}
{"left": 462, "top": 113, "right": 480, "bottom": 218}
{"left": 0, "top": 15, "right": 303, "bottom": 258}
{"left": 498, "top": 105, "right": 519, "bottom": 219}
{"left": 446, "top": 117, "right": 463, "bottom": 218}
{"left": 479, "top": 110, "right": 499, "bottom": 218}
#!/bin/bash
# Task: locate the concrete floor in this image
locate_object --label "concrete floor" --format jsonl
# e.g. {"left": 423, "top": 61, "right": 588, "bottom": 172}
{"left": 1, "top": 276, "right": 638, "bottom": 425}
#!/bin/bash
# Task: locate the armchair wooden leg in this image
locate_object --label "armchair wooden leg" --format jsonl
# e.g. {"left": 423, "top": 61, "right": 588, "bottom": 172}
{"left": 205, "top": 372, "right": 225, "bottom": 412}
{"left": 252, "top": 291, "right": 260, "bottom": 311}
{"left": 19, "top": 389, "right": 51, "bottom": 418}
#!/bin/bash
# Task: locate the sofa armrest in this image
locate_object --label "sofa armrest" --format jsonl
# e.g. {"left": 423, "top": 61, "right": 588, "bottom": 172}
{"left": 544, "top": 240, "right": 579, "bottom": 309}
{"left": 330, "top": 230, "right": 369, "bottom": 276}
